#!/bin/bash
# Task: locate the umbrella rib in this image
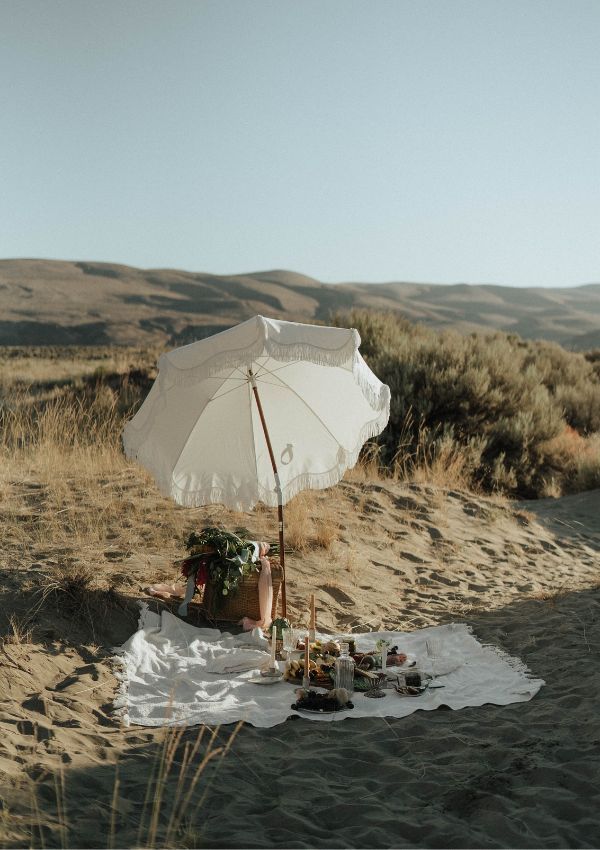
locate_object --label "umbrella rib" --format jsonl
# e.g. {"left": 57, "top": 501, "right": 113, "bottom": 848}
{"left": 207, "top": 381, "right": 249, "bottom": 404}
{"left": 249, "top": 378, "right": 287, "bottom": 389}
{"left": 269, "top": 372, "right": 344, "bottom": 454}
{"left": 197, "top": 375, "right": 247, "bottom": 381}
{"left": 252, "top": 360, "right": 301, "bottom": 379}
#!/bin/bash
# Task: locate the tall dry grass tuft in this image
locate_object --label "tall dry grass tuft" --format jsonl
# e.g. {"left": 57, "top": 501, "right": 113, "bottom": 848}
{"left": 284, "top": 493, "right": 339, "bottom": 551}
{"left": 22, "top": 721, "right": 242, "bottom": 849}
{"left": 345, "top": 441, "right": 386, "bottom": 484}
{"left": 539, "top": 426, "right": 600, "bottom": 497}
{"left": 283, "top": 493, "right": 315, "bottom": 552}
{"left": 312, "top": 513, "right": 339, "bottom": 550}
{"left": 1, "top": 613, "right": 33, "bottom": 646}
{"left": 390, "top": 413, "right": 486, "bottom": 492}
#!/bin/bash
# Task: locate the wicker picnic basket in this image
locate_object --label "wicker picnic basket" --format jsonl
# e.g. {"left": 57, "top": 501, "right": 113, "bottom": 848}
{"left": 200, "top": 559, "right": 283, "bottom": 623}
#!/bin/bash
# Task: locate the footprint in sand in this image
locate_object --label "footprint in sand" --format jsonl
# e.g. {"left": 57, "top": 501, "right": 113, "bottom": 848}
{"left": 371, "top": 560, "right": 402, "bottom": 576}
{"left": 429, "top": 571, "right": 460, "bottom": 587}
{"left": 17, "top": 720, "right": 54, "bottom": 742}
{"left": 400, "top": 551, "right": 429, "bottom": 564}
{"left": 394, "top": 495, "right": 430, "bottom": 516}
{"left": 21, "top": 693, "right": 48, "bottom": 716}
{"left": 319, "top": 585, "right": 355, "bottom": 606}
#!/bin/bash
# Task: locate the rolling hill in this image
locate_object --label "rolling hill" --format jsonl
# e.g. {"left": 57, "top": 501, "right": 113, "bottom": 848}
{"left": 1, "top": 258, "right": 599, "bottom": 349}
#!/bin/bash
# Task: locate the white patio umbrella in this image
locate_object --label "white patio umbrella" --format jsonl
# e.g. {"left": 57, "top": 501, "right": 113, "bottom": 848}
{"left": 122, "top": 315, "right": 390, "bottom": 617}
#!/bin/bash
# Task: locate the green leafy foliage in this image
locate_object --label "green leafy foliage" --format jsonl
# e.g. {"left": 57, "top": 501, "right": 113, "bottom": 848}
{"left": 186, "top": 527, "right": 259, "bottom": 600}
{"left": 185, "top": 527, "right": 280, "bottom": 602}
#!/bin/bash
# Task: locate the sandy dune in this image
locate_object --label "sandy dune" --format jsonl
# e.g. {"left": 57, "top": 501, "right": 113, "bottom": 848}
{"left": 0, "top": 479, "right": 598, "bottom": 847}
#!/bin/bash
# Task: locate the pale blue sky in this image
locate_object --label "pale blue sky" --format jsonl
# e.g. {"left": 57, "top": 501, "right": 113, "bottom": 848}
{"left": 1, "top": 0, "right": 599, "bottom": 287}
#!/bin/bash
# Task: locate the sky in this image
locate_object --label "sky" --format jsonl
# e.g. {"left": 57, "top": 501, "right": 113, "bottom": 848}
{"left": 1, "top": 0, "right": 599, "bottom": 287}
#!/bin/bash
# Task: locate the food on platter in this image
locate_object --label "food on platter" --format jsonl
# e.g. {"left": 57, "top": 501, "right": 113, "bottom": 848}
{"left": 353, "top": 647, "right": 408, "bottom": 669}
{"left": 284, "top": 657, "right": 334, "bottom": 688}
{"left": 385, "top": 647, "right": 408, "bottom": 666}
{"left": 285, "top": 640, "right": 409, "bottom": 689}
{"left": 291, "top": 686, "right": 354, "bottom": 713}
{"left": 394, "top": 670, "right": 432, "bottom": 697}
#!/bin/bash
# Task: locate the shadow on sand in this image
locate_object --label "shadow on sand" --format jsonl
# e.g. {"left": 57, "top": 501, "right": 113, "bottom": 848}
{"left": 7, "top": 583, "right": 599, "bottom": 849}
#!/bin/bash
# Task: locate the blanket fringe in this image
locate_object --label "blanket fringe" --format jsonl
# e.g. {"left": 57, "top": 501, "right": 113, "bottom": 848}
{"left": 110, "top": 600, "right": 152, "bottom": 726}
{"left": 464, "top": 623, "right": 545, "bottom": 684}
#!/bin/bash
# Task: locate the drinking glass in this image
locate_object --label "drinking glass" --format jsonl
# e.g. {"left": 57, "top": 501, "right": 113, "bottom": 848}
{"left": 425, "top": 637, "right": 442, "bottom": 678}
{"left": 282, "top": 628, "right": 297, "bottom": 658}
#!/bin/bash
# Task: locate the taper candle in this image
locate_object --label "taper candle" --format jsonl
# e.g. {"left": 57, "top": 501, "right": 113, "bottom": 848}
{"left": 271, "top": 624, "right": 277, "bottom": 667}
{"left": 303, "top": 632, "right": 310, "bottom": 688}
{"left": 309, "top": 593, "right": 316, "bottom": 642}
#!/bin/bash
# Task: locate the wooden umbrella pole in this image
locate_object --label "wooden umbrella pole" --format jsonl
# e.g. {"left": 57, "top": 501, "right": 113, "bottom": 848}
{"left": 248, "top": 370, "right": 287, "bottom": 619}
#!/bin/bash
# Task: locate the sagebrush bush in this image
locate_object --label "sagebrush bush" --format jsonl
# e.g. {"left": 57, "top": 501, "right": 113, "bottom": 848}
{"left": 1, "top": 329, "right": 598, "bottom": 501}
{"left": 338, "top": 311, "right": 600, "bottom": 498}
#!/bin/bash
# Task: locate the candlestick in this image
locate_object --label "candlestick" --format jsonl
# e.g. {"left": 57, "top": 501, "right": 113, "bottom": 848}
{"left": 309, "top": 593, "right": 316, "bottom": 642}
{"left": 302, "top": 632, "right": 310, "bottom": 688}
{"left": 271, "top": 624, "right": 277, "bottom": 667}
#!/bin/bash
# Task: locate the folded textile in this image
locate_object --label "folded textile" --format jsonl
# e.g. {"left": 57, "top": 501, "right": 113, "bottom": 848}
{"left": 206, "top": 649, "right": 271, "bottom": 675}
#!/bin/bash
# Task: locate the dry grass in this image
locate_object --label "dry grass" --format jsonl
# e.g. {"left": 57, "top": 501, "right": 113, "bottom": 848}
{"left": 0, "top": 356, "right": 112, "bottom": 387}
{"left": 312, "top": 517, "right": 339, "bottom": 550}
{"left": 513, "top": 508, "right": 534, "bottom": 525}
{"left": 540, "top": 427, "right": 600, "bottom": 497}
{"left": 284, "top": 493, "right": 339, "bottom": 552}
{"left": 284, "top": 493, "right": 315, "bottom": 552}
{"left": 345, "top": 442, "right": 386, "bottom": 484}
{"left": 19, "top": 721, "right": 242, "bottom": 849}
{"left": 390, "top": 419, "right": 485, "bottom": 492}
{"left": 1, "top": 613, "right": 33, "bottom": 646}
{"left": 0, "top": 377, "right": 191, "bottom": 567}
{"left": 341, "top": 546, "right": 358, "bottom": 576}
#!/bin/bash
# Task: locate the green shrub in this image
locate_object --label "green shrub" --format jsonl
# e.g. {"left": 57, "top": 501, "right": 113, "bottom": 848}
{"left": 340, "top": 310, "right": 600, "bottom": 498}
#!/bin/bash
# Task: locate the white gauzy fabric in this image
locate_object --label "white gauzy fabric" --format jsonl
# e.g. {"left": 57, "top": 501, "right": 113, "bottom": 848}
{"left": 121, "top": 316, "right": 390, "bottom": 510}
{"left": 113, "top": 608, "right": 544, "bottom": 728}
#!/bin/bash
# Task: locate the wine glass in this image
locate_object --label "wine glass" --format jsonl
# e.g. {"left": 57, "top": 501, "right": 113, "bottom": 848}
{"left": 425, "top": 637, "right": 442, "bottom": 679}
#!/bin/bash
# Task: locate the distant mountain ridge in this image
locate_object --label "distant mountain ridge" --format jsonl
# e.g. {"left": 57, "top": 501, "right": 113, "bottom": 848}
{"left": 0, "top": 258, "right": 599, "bottom": 349}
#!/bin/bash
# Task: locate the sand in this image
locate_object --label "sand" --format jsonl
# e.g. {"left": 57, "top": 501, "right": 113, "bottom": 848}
{"left": 1, "top": 480, "right": 599, "bottom": 848}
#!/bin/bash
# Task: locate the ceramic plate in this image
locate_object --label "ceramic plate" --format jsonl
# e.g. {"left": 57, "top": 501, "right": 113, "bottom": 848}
{"left": 247, "top": 675, "right": 284, "bottom": 685}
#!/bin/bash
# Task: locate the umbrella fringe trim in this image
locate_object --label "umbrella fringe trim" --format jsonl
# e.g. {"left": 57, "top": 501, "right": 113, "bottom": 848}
{"left": 157, "top": 336, "right": 363, "bottom": 389}
{"left": 352, "top": 353, "right": 391, "bottom": 412}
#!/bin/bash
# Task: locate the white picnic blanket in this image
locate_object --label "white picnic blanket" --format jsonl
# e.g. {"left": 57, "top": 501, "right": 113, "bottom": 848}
{"left": 113, "top": 606, "right": 544, "bottom": 727}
